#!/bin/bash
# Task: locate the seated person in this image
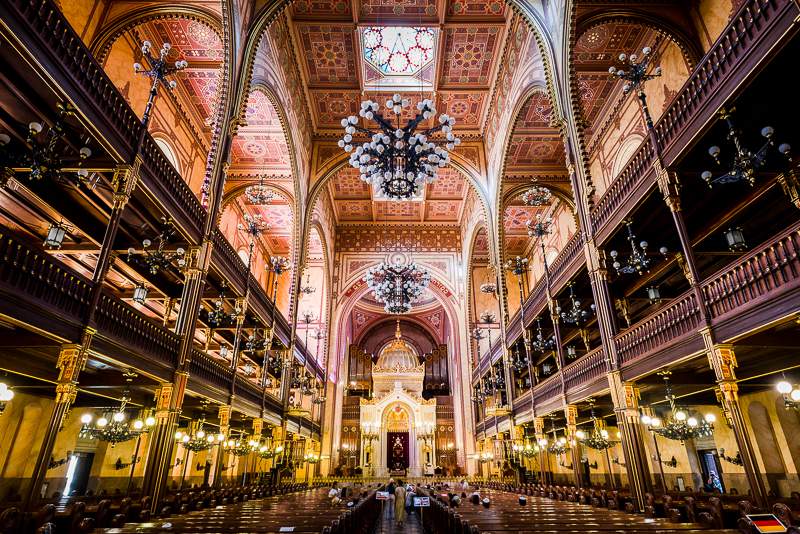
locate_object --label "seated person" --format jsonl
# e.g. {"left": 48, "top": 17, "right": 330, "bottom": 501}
{"left": 328, "top": 482, "right": 342, "bottom": 505}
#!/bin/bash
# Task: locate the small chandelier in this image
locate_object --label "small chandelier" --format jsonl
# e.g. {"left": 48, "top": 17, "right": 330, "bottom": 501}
{"left": 244, "top": 327, "right": 268, "bottom": 354}
{"left": 127, "top": 218, "right": 186, "bottom": 275}
{"left": 238, "top": 213, "right": 270, "bottom": 240}
{"left": 341, "top": 95, "right": 460, "bottom": 200}
{"left": 504, "top": 256, "right": 529, "bottom": 276}
{"left": 557, "top": 283, "right": 595, "bottom": 325}
{"left": 79, "top": 381, "right": 154, "bottom": 445}
{"left": 642, "top": 372, "right": 716, "bottom": 442}
{"left": 304, "top": 452, "right": 320, "bottom": 464}
{"left": 531, "top": 318, "right": 555, "bottom": 353}
{"left": 175, "top": 416, "right": 219, "bottom": 453}
{"left": 701, "top": 108, "right": 790, "bottom": 187}
{"left": 609, "top": 220, "right": 667, "bottom": 276}
{"left": 224, "top": 435, "right": 259, "bottom": 457}
{"left": 575, "top": 403, "right": 616, "bottom": 451}
{"left": 244, "top": 176, "right": 276, "bottom": 205}
{"left": 544, "top": 419, "right": 569, "bottom": 455}
{"left": 526, "top": 214, "right": 553, "bottom": 240}
{"left": 206, "top": 284, "right": 239, "bottom": 327}
{"left": 520, "top": 185, "right": 552, "bottom": 207}
{"left": 364, "top": 259, "right": 430, "bottom": 314}
{"left": 268, "top": 255, "right": 291, "bottom": 275}
{"left": 258, "top": 444, "right": 276, "bottom": 459}
{"left": 299, "top": 272, "right": 316, "bottom": 296}
{"left": 0, "top": 102, "right": 94, "bottom": 186}
{"left": 609, "top": 47, "right": 662, "bottom": 96}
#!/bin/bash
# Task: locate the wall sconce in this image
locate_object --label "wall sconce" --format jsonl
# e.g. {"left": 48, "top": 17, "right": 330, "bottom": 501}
{"left": 646, "top": 286, "right": 661, "bottom": 304}
{"left": 719, "top": 448, "right": 743, "bottom": 466}
{"left": 724, "top": 227, "right": 747, "bottom": 252}
{"left": 48, "top": 455, "right": 70, "bottom": 469}
{"left": 580, "top": 457, "right": 598, "bottom": 469}
{"left": 652, "top": 454, "right": 678, "bottom": 468}
{"left": 44, "top": 221, "right": 71, "bottom": 249}
{"left": 612, "top": 456, "right": 626, "bottom": 467}
{"left": 115, "top": 456, "right": 141, "bottom": 470}
{"left": 132, "top": 283, "right": 148, "bottom": 305}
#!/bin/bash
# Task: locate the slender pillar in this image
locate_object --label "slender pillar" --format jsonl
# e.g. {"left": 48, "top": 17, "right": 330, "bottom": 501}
{"left": 140, "top": 374, "right": 187, "bottom": 511}
{"left": 564, "top": 404, "right": 583, "bottom": 488}
{"left": 24, "top": 333, "right": 94, "bottom": 510}
{"left": 701, "top": 334, "right": 769, "bottom": 508}
{"left": 608, "top": 373, "right": 652, "bottom": 509}
{"left": 534, "top": 417, "right": 550, "bottom": 484}
{"left": 212, "top": 405, "right": 231, "bottom": 487}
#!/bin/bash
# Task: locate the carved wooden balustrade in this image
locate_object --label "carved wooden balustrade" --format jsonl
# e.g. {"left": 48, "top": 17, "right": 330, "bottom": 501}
{"left": 0, "top": 0, "right": 306, "bottom": 360}
{"left": 0, "top": 231, "right": 284, "bottom": 417}
{"left": 562, "top": 346, "right": 606, "bottom": 398}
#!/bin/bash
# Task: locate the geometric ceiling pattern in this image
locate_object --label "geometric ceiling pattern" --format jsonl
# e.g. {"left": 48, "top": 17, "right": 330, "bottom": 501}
{"left": 230, "top": 89, "right": 292, "bottom": 176}
{"left": 287, "top": 0, "right": 511, "bottom": 135}
{"left": 138, "top": 19, "right": 223, "bottom": 134}
{"left": 326, "top": 166, "right": 469, "bottom": 224}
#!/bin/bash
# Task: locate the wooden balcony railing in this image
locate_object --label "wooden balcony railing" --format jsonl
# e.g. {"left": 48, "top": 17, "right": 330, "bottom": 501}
{"left": 189, "top": 348, "right": 235, "bottom": 392}
{"left": 95, "top": 292, "right": 181, "bottom": 369}
{"left": 211, "top": 229, "right": 249, "bottom": 295}
{"left": 656, "top": 0, "right": 796, "bottom": 165}
{"left": 563, "top": 346, "right": 606, "bottom": 395}
{"left": 0, "top": 232, "right": 92, "bottom": 322}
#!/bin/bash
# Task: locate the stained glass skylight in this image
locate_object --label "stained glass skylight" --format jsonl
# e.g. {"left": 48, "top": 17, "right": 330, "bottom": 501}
{"left": 363, "top": 27, "right": 435, "bottom": 75}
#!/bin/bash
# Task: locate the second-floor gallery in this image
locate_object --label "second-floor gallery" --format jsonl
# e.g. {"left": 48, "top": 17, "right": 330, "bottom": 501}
{"left": 0, "top": 0, "right": 799, "bottom": 532}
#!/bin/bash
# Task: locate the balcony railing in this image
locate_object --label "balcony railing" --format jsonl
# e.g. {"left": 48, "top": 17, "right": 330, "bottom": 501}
{"left": 563, "top": 346, "right": 606, "bottom": 395}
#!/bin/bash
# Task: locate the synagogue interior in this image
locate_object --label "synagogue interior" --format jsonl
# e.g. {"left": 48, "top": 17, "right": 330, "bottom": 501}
{"left": 1, "top": 0, "right": 800, "bottom": 532}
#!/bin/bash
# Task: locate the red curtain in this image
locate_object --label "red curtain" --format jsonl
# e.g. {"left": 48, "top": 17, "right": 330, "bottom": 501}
{"left": 386, "top": 432, "right": 409, "bottom": 470}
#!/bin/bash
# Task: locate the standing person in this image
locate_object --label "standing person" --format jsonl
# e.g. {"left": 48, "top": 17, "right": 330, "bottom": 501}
{"left": 394, "top": 479, "right": 407, "bottom": 527}
{"left": 386, "top": 478, "right": 396, "bottom": 519}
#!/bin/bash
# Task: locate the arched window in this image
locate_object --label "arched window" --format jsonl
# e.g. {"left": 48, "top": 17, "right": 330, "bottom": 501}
{"left": 155, "top": 138, "right": 180, "bottom": 173}
{"left": 238, "top": 249, "right": 250, "bottom": 267}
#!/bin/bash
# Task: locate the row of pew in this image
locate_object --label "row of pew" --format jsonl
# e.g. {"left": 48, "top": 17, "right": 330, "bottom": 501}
{"left": 0, "top": 482, "right": 315, "bottom": 533}
{"left": 416, "top": 481, "right": 799, "bottom": 534}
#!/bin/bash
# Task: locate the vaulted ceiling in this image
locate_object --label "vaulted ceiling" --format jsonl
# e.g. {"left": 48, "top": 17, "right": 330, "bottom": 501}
{"left": 286, "top": 0, "right": 511, "bottom": 137}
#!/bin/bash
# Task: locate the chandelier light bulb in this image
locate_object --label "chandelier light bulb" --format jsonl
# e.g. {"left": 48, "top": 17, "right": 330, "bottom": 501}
{"left": 207, "top": 435, "right": 214, "bottom": 442}
{"left": 146, "top": 416, "right": 156, "bottom": 426}
{"left": 217, "top": 433, "right": 225, "bottom": 442}
{"left": 704, "top": 413, "right": 716, "bottom": 424}
{"left": 791, "top": 389, "right": 800, "bottom": 402}
{"left": 133, "top": 420, "right": 144, "bottom": 430}
{"left": 197, "top": 430, "right": 205, "bottom": 439}
{"left": 777, "top": 381, "right": 793, "bottom": 394}
{"left": 175, "top": 431, "right": 183, "bottom": 440}
{"left": 81, "top": 413, "right": 93, "bottom": 424}
{"left": 182, "top": 435, "right": 190, "bottom": 442}
{"left": 575, "top": 430, "right": 585, "bottom": 439}
{"left": 97, "top": 417, "right": 108, "bottom": 427}
{"left": 113, "top": 412, "right": 125, "bottom": 423}
{"left": 687, "top": 417, "right": 698, "bottom": 427}
{"left": 674, "top": 410, "right": 687, "bottom": 421}
{"left": 600, "top": 429, "right": 609, "bottom": 439}
{"left": 650, "top": 417, "right": 661, "bottom": 428}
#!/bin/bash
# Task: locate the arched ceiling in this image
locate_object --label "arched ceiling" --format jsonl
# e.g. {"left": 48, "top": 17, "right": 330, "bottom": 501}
{"left": 325, "top": 166, "right": 472, "bottom": 224}
{"left": 283, "top": 0, "right": 512, "bottom": 137}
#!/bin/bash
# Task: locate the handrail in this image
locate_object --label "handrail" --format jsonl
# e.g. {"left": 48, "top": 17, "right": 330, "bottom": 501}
{"left": 211, "top": 229, "right": 249, "bottom": 294}
{"left": 703, "top": 221, "right": 800, "bottom": 319}
{"left": 0, "top": 232, "right": 92, "bottom": 320}
{"left": 562, "top": 346, "right": 606, "bottom": 393}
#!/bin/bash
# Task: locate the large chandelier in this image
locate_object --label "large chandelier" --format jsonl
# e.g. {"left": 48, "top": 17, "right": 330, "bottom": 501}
{"left": 609, "top": 220, "right": 667, "bottom": 276}
{"left": 79, "top": 389, "right": 155, "bottom": 445}
{"left": 340, "top": 95, "right": 460, "bottom": 200}
{"left": 127, "top": 218, "right": 186, "bottom": 275}
{"left": 558, "top": 283, "right": 595, "bottom": 325}
{"left": 175, "top": 417, "right": 221, "bottom": 453}
{"left": 575, "top": 403, "right": 616, "bottom": 451}
{"left": 244, "top": 176, "right": 276, "bottom": 205}
{"left": 520, "top": 185, "right": 552, "bottom": 207}
{"left": 364, "top": 259, "right": 430, "bottom": 314}
{"left": 641, "top": 372, "right": 716, "bottom": 443}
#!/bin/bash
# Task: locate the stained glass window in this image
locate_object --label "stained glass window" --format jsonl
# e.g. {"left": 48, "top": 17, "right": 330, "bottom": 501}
{"left": 362, "top": 27, "right": 435, "bottom": 75}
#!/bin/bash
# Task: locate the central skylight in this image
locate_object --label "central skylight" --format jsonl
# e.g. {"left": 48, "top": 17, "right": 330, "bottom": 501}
{"left": 362, "top": 27, "right": 435, "bottom": 76}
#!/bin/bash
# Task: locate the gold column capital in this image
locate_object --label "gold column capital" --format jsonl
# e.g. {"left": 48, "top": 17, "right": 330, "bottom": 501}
{"left": 654, "top": 159, "right": 682, "bottom": 212}
{"left": 583, "top": 240, "right": 608, "bottom": 280}
{"left": 111, "top": 157, "right": 142, "bottom": 209}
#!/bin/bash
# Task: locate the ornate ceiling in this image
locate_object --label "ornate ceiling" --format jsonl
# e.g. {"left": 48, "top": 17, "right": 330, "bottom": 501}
{"left": 326, "top": 167, "right": 469, "bottom": 225}
{"left": 286, "top": 0, "right": 510, "bottom": 136}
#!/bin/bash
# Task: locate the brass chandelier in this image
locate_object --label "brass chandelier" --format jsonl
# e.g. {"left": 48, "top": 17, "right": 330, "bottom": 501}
{"left": 364, "top": 259, "right": 430, "bottom": 314}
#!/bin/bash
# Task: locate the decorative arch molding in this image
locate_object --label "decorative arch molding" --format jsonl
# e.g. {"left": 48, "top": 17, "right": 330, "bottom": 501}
{"left": 492, "top": 83, "right": 570, "bottom": 331}
{"left": 355, "top": 316, "right": 440, "bottom": 353}
{"left": 501, "top": 182, "right": 576, "bottom": 215}
{"left": 300, "top": 149, "right": 497, "bottom": 272}
{"left": 575, "top": 11, "right": 703, "bottom": 70}
{"left": 88, "top": 5, "right": 223, "bottom": 65}
{"left": 611, "top": 134, "right": 646, "bottom": 179}
{"left": 220, "top": 181, "right": 295, "bottom": 211}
